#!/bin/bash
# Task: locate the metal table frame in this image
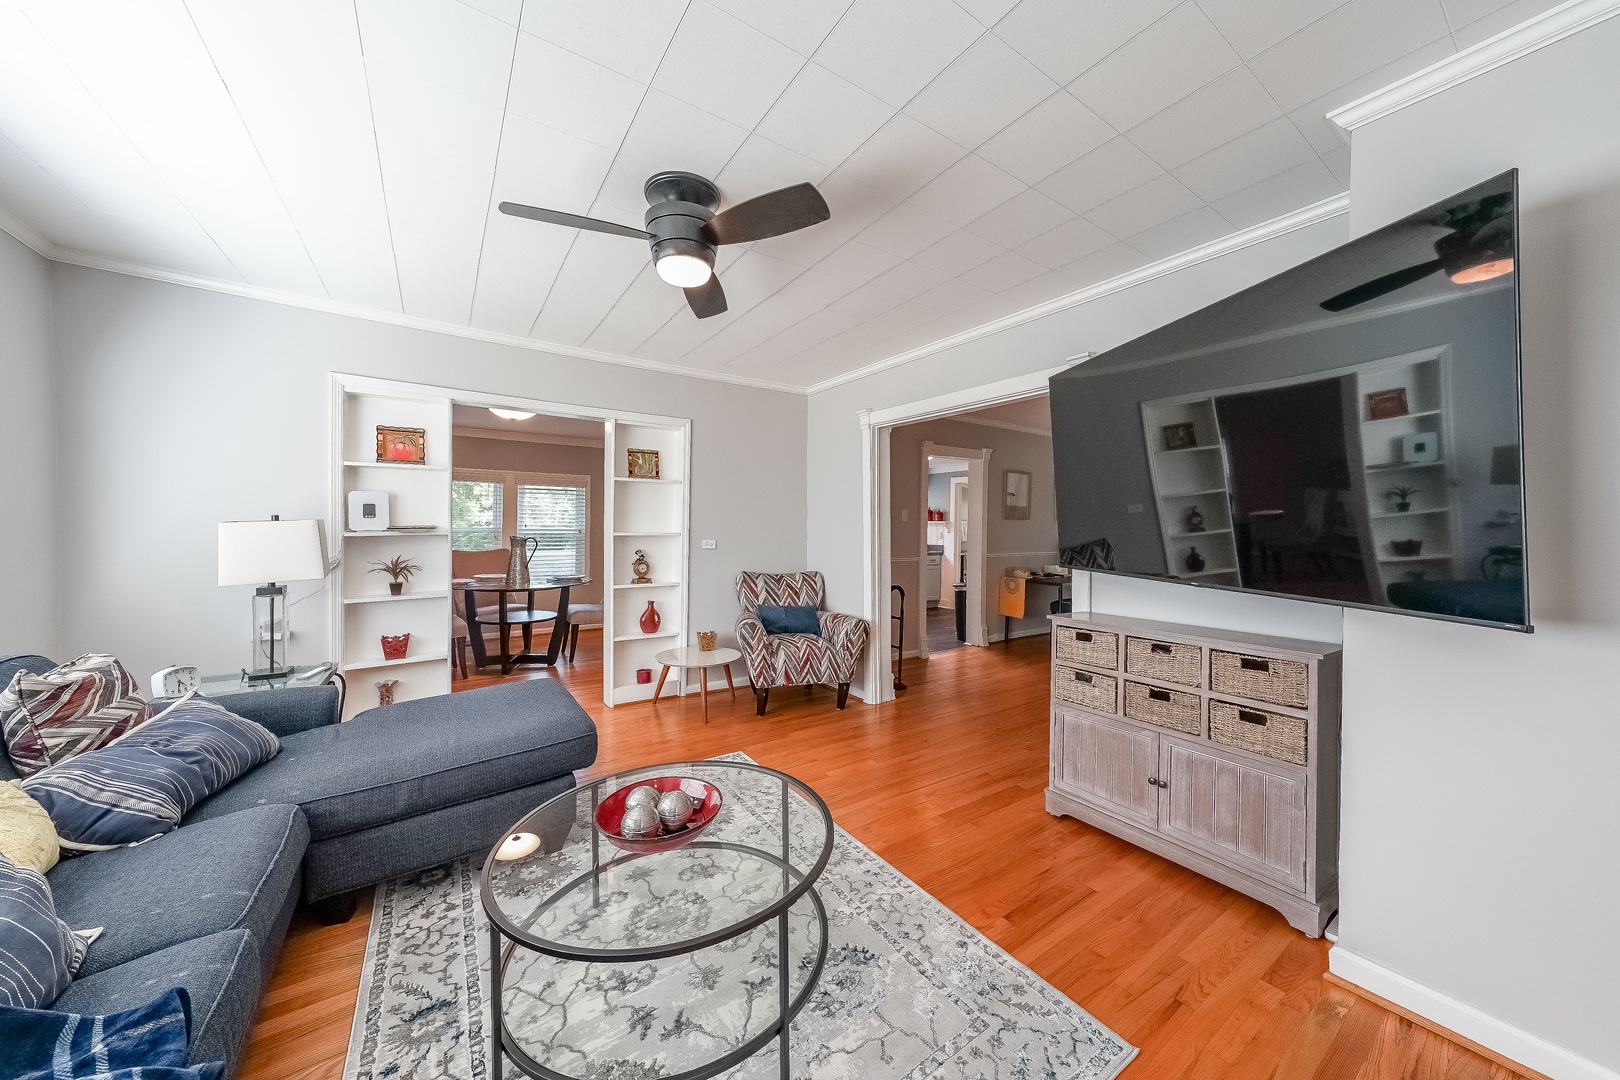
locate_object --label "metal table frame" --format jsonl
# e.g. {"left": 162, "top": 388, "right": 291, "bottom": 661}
{"left": 482, "top": 760, "right": 833, "bottom": 1080}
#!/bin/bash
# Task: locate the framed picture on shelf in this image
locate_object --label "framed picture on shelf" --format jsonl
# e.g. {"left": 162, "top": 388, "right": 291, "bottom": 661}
{"left": 1366, "top": 388, "right": 1409, "bottom": 420}
{"left": 1161, "top": 422, "right": 1197, "bottom": 450}
{"left": 1002, "top": 470, "right": 1031, "bottom": 519}
{"left": 376, "top": 426, "right": 426, "bottom": 464}
{"left": 626, "top": 448, "right": 661, "bottom": 479}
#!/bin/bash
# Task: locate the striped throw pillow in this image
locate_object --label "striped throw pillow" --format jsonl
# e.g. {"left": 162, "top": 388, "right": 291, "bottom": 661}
{"left": 0, "top": 854, "right": 99, "bottom": 1009}
{"left": 0, "top": 655, "right": 152, "bottom": 777}
{"left": 21, "top": 692, "right": 278, "bottom": 851}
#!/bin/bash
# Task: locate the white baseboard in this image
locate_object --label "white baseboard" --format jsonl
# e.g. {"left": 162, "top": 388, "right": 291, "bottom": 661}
{"left": 987, "top": 626, "right": 1052, "bottom": 644}
{"left": 1328, "top": 946, "right": 1618, "bottom": 1080}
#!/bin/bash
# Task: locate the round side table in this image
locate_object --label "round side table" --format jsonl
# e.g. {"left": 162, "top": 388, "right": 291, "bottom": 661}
{"left": 652, "top": 646, "right": 742, "bottom": 722}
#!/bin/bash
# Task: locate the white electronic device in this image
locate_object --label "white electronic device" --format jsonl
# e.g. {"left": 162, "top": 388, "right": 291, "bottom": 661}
{"left": 1401, "top": 431, "right": 1441, "bottom": 464}
{"left": 150, "top": 665, "right": 199, "bottom": 699}
{"left": 347, "top": 490, "right": 391, "bottom": 532}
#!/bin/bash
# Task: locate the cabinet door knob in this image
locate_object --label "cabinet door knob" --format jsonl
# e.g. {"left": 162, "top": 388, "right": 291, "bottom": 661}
{"left": 1147, "top": 776, "right": 1157, "bottom": 787}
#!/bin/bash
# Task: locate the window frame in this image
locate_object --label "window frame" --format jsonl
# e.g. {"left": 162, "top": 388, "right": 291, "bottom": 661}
{"left": 452, "top": 468, "right": 592, "bottom": 579}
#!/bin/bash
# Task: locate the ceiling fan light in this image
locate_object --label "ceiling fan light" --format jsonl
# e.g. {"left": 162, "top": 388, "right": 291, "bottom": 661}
{"left": 489, "top": 408, "right": 537, "bottom": 421}
{"left": 656, "top": 252, "right": 712, "bottom": 288}
{"left": 1448, "top": 258, "right": 1514, "bottom": 284}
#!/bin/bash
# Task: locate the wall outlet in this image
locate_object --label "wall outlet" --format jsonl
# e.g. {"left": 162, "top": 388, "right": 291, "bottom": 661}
{"left": 1126, "top": 503, "right": 1144, "bottom": 514}
{"left": 701, "top": 539, "right": 716, "bottom": 549}
{"left": 901, "top": 508, "right": 909, "bottom": 521}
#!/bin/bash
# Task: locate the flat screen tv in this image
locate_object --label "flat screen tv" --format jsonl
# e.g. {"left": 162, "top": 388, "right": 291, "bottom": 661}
{"left": 1049, "top": 171, "right": 1528, "bottom": 630}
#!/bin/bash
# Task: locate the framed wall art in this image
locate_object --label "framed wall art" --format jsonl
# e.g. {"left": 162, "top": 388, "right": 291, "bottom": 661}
{"left": 1003, "top": 469, "right": 1031, "bottom": 520}
{"left": 626, "top": 448, "right": 661, "bottom": 479}
{"left": 1161, "top": 422, "right": 1197, "bottom": 450}
{"left": 376, "top": 425, "right": 426, "bottom": 464}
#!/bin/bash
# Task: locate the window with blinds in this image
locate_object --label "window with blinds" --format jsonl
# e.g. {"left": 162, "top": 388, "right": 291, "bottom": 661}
{"left": 450, "top": 479, "right": 503, "bottom": 551}
{"left": 517, "top": 481, "right": 588, "bottom": 577}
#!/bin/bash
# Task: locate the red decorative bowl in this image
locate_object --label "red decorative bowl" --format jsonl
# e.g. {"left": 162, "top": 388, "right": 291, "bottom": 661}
{"left": 595, "top": 776, "right": 723, "bottom": 854}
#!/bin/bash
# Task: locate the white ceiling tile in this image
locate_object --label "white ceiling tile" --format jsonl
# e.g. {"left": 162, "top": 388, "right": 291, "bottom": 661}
{"left": 975, "top": 91, "right": 1115, "bottom": 185}
{"left": 1068, "top": 3, "right": 1240, "bottom": 131}
{"left": 854, "top": 201, "right": 958, "bottom": 258}
{"left": 912, "top": 230, "right": 1006, "bottom": 276}
{"left": 1321, "top": 145, "right": 1351, "bottom": 187}
{"left": 958, "top": 249, "right": 1045, "bottom": 290}
{"left": 185, "top": 0, "right": 400, "bottom": 309}
{"left": 1284, "top": 36, "right": 1455, "bottom": 154}
{"left": 1037, "top": 137, "right": 1163, "bottom": 215}
{"left": 653, "top": 3, "right": 807, "bottom": 129}
{"left": 1015, "top": 215, "right": 1116, "bottom": 268}
{"left": 1054, "top": 241, "right": 1149, "bottom": 286}
{"left": 1124, "top": 67, "right": 1281, "bottom": 170}
{"left": 837, "top": 113, "right": 967, "bottom": 200}
{"left": 1450, "top": 0, "right": 1562, "bottom": 47}
{"left": 1210, "top": 158, "right": 1341, "bottom": 228}
{"left": 716, "top": 136, "right": 830, "bottom": 204}
{"left": 469, "top": 214, "right": 576, "bottom": 335}
{"left": 903, "top": 34, "right": 1057, "bottom": 149}
{"left": 492, "top": 110, "right": 618, "bottom": 214}
{"left": 908, "top": 155, "right": 1024, "bottom": 226}
{"left": 963, "top": 187, "right": 1073, "bottom": 248}
{"left": 992, "top": 0, "right": 1181, "bottom": 84}
{"left": 812, "top": 239, "right": 904, "bottom": 284}
{"left": 1084, "top": 173, "right": 1202, "bottom": 238}
{"left": 914, "top": 276, "right": 994, "bottom": 311}
{"left": 867, "top": 260, "right": 950, "bottom": 301}
{"left": 1246, "top": 0, "right": 1453, "bottom": 111}
{"left": 460, "top": 0, "right": 524, "bottom": 25}
{"left": 532, "top": 230, "right": 668, "bottom": 345}
{"left": 1195, "top": 0, "right": 1349, "bottom": 59}
{"left": 583, "top": 264, "right": 691, "bottom": 353}
{"left": 1171, "top": 116, "right": 1316, "bottom": 202}
{"left": 755, "top": 63, "right": 896, "bottom": 169}
{"left": 589, "top": 90, "right": 751, "bottom": 223}
{"left": 812, "top": 0, "right": 985, "bottom": 108}
{"left": 506, "top": 32, "right": 646, "bottom": 151}
{"left": 702, "top": 270, "right": 857, "bottom": 365}
{"left": 955, "top": 0, "right": 1024, "bottom": 22}
{"left": 708, "top": 0, "right": 856, "bottom": 53}
{"left": 1121, "top": 205, "right": 1231, "bottom": 259}
{"left": 520, "top": 0, "right": 688, "bottom": 83}
{"left": 356, "top": 0, "right": 516, "bottom": 108}
{"left": 996, "top": 270, "right": 1081, "bottom": 308}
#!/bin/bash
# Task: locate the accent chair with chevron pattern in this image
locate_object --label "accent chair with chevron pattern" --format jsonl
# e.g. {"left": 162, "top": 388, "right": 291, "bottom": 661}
{"left": 735, "top": 571, "right": 869, "bottom": 715}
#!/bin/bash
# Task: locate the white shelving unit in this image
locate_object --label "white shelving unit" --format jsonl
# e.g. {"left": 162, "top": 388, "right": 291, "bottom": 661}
{"left": 1141, "top": 396, "right": 1241, "bottom": 586}
{"left": 603, "top": 420, "right": 691, "bottom": 706}
{"left": 330, "top": 381, "right": 453, "bottom": 719}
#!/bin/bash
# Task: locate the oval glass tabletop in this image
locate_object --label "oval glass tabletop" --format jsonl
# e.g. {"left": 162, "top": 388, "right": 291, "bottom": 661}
{"left": 482, "top": 760, "right": 833, "bottom": 961}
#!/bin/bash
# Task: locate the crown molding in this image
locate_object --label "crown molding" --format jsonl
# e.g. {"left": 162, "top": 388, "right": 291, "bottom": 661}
{"left": 804, "top": 192, "right": 1349, "bottom": 397}
{"left": 0, "top": 205, "right": 54, "bottom": 258}
{"left": 453, "top": 426, "right": 603, "bottom": 448}
{"left": 1328, "top": 0, "right": 1620, "bottom": 133}
{"left": 950, "top": 415, "right": 1052, "bottom": 438}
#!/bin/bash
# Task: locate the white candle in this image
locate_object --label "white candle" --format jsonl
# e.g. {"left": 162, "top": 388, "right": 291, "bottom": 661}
{"left": 495, "top": 832, "right": 541, "bottom": 861}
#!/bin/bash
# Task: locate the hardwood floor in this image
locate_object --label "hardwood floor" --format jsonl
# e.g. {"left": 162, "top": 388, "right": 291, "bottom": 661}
{"left": 239, "top": 629, "right": 1513, "bottom": 1080}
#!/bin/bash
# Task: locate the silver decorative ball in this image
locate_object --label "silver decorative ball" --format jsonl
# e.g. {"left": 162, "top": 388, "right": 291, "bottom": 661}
{"left": 656, "top": 789, "right": 696, "bottom": 831}
{"left": 624, "top": 785, "right": 660, "bottom": 811}
{"left": 620, "top": 802, "right": 663, "bottom": 839}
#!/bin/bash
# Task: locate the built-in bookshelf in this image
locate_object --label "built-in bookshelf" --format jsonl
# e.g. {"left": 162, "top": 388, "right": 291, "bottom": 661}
{"left": 329, "top": 381, "right": 452, "bottom": 719}
{"left": 1141, "top": 396, "right": 1241, "bottom": 586}
{"left": 603, "top": 420, "right": 691, "bottom": 706}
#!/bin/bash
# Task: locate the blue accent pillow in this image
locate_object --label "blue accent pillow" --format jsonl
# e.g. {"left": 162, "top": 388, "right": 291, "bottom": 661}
{"left": 0, "top": 855, "right": 98, "bottom": 1009}
{"left": 0, "top": 986, "right": 222, "bottom": 1080}
{"left": 756, "top": 604, "right": 821, "bottom": 635}
{"left": 21, "top": 692, "right": 278, "bottom": 851}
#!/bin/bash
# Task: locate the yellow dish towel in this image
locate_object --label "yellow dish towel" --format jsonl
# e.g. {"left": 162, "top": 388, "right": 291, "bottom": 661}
{"left": 998, "top": 574, "right": 1026, "bottom": 618}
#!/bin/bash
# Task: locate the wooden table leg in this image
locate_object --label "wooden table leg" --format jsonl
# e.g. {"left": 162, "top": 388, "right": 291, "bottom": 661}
{"left": 723, "top": 663, "right": 735, "bottom": 698}
{"left": 700, "top": 668, "right": 709, "bottom": 723}
{"left": 652, "top": 665, "right": 670, "bottom": 703}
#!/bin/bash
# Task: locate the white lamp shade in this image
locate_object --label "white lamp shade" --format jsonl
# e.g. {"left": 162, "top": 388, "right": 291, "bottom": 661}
{"left": 218, "top": 519, "right": 328, "bottom": 586}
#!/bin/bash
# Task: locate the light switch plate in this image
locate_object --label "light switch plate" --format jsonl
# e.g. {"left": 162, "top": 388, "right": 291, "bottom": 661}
{"left": 701, "top": 539, "right": 716, "bottom": 549}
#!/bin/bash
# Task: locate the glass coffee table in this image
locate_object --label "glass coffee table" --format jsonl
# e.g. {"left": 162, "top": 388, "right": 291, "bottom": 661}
{"left": 481, "top": 760, "right": 833, "bottom": 1080}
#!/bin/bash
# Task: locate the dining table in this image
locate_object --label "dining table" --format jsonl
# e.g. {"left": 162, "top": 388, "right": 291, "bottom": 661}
{"left": 456, "top": 576, "right": 590, "bottom": 676}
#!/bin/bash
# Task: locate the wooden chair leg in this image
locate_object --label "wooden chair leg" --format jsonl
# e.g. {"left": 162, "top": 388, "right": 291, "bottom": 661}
{"left": 568, "top": 623, "right": 580, "bottom": 662}
{"left": 836, "top": 682, "right": 850, "bottom": 709}
{"left": 755, "top": 687, "right": 770, "bottom": 716}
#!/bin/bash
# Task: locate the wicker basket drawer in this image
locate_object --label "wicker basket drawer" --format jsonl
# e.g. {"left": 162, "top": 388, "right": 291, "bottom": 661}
{"left": 1123, "top": 681, "right": 1201, "bottom": 735}
{"left": 1124, "top": 637, "right": 1203, "bottom": 687}
{"left": 1210, "top": 650, "right": 1308, "bottom": 708}
{"left": 1054, "top": 664, "right": 1117, "bottom": 713}
{"left": 1209, "top": 701, "right": 1308, "bottom": 765}
{"left": 1055, "top": 626, "right": 1118, "bottom": 668}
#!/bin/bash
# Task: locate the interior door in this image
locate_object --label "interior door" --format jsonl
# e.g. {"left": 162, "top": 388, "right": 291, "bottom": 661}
{"left": 1157, "top": 735, "right": 1307, "bottom": 891}
{"left": 1055, "top": 709, "right": 1158, "bottom": 829}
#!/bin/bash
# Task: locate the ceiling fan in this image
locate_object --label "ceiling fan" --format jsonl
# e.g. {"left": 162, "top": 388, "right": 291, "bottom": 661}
{"left": 500, "top": 171, "right": 831, "bottom": 319}
{"left": 1319, "top": 192, "right": 1515, "bottom": 312}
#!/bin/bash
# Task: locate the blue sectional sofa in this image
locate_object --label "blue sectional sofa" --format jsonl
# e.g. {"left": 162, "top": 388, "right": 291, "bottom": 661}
{"left": 0, "top": 655, "right": 598, "bottom": 1077}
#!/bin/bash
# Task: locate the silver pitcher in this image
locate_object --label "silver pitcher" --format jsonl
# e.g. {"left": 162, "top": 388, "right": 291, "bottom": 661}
{"left": 505, "top": 535, "right": 539, "bottom": 588}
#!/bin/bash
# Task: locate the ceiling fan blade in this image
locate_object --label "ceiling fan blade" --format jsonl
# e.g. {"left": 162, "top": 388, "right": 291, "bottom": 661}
{"left": 706, "top": 183, "right": 830, "bottom": 245}
{"left": 1319, "top": 259, "right": 1444, "bottom": 312}
{"left": 498, "top": 201, "right": 648, "bottom": 240}
{"left": 684, "top": 274, "right": 727, "bottom": 319}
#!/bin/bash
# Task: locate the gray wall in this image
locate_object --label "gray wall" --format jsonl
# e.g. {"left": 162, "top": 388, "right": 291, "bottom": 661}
{"left": 42, "top": 264, "right": 806, "bottom": 684}
{"left": 1330, "top": 20, "right": 1620, "bottom": 1074}
{"left": 0, "top": 231, "right": 57, "bottom": 658}
{"left": 926, "top": 470, "right": 963, "bottom": 511}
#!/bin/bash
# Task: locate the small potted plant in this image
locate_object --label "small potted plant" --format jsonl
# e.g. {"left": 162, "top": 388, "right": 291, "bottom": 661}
{"left": 370, "top": 555, "right": 423, "bottom": 596}
{"left": 1384, "top": 485, "right": 1421, "bottom": 512}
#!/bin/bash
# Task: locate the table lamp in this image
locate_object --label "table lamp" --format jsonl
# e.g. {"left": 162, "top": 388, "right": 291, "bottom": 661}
{"left": 218, "top": 516, "right": 329, "bottom": 681}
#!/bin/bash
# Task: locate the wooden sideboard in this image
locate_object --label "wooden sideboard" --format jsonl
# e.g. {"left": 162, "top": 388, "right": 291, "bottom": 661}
{"left": 1045, "top": 612, "right": 1342, "bottom": 936}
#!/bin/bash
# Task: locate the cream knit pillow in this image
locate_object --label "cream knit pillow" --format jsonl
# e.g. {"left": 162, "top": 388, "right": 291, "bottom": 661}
{"left": 0, "top": 780, "right": 59, "bottom": 873}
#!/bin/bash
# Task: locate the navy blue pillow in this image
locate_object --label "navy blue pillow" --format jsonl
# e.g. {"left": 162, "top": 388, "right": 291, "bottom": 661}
{"left": 0, "top": 986, "right": 220, "bottom": 1080}
{"left": 756, "top": 604, "right": 821, "bottom": 635}
{"left": 0, "top": 855, "right": 97, "bottom": 1009}
{"left": 22, "top": 692, "right": 278, "bottom": 851}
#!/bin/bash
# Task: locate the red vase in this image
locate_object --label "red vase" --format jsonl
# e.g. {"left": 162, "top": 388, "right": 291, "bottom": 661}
{"left": 639, "top": 601, "right": 661, "bottom": 634}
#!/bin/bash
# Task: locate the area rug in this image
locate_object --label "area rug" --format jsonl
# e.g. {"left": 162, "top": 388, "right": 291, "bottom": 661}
{"left": 343, "top": 754, "right": 1135, "bottom": 1080}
